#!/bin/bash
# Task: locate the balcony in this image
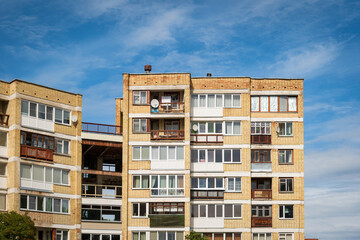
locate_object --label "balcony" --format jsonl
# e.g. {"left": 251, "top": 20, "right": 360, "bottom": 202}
{"left": 251, "top": 135, "right": 271, "bottom": 144}
{"left": 0, "top": 114, "right": 9, "bottom": 126}
{"left": 150, "top": 130, "right": 185, "bottom": 140}
{"left": 251, "top": 189, "right": 272, "bottom": 200}
{"left": 191, "top": 190, "right": 224, "bottom": 200}
{"left": 190, "top": 134, "right": 223, "bottom": 144}
{"left": 251, "top": 163, "right": 272, "bottom": 172}
{"left": 251, "top": 217, "right": 272, "bottom": 227}
{"left": 82, "top": 122, "right": 122, "bottom": 135}
{"left": 82, "top": 184, "right": 122, "bottom": 198}
{"left": 149, "top": 214, "right": 185, "bottom": 227}
{"left": 20, "top": 145, "right": 53, "bottom": 161}
{"left": 150, "top": 92, "right": 185, "bottom": 114}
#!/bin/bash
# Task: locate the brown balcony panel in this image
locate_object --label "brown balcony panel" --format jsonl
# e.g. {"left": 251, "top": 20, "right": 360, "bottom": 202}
{"left": 0, "top": 114, "right": 9, "bottom": 126}
{"left": 157, "top": 102, "right": 185, "bottom": 113}
{"left": 82, "top": 184, "right": 122, "bottom": 198}
{"left": 20, "top": 145, "right": 53, "bottom": 161}
{"left": 151, "top": 130, "right": 185, "bottom": 140}
{"left": 191, "top": 134, "right": 223, "bottom": 144}
{"left": 252, "top": 217, "right": 272, "bottom": 227}
{"left": 149, "top": 214, "right": 185, "bottom": 227}
{"left": 251, "top": 189, "right": 272, "bottom": 200}
{"left": 191, "top": 190, "right": 224, "bottom": 200}
{"left": 251, "top": 135, "right": 271, "bottom": 144}
{"left": 82, "top": 122, "right": 122, "bottom": 135}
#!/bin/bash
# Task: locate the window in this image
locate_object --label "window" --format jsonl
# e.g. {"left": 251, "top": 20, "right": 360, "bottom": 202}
{"left": 191, "top": 122, "right": 223, "bottom": 134}
{"left": 225, "top": 121, "right": 241, "bottom": 135}
{"left": 20, "top": 195, "right": 69, "bottom": 213}
{"left": 133, "top": 203, "right": 147, "bottom": 217}
{"left": 133, "top": 91, "right": 148, "bottom": 105}
{"left": 251, "top": 122, "right": 271, "bottom": 135}
{"left": 83, "top": 234, "right": 121, "bottom": 240}
{"left": 279, "top": 205, "right": 294, "bottom": 219}
{"left": 133, "top": 146, "right": 150, "bottom": 160}
{"left": 0, "top": 131, "right": 6, "bottom": 147}
{"left": 149, "top": 202, "right": 184, "bottom": 214}
{"left": 20, "top": 132, "right": 55, "bottom": 151}
{"left": 20, "top": 164, "right": 70, "bottom": 186}
{"left": 224, "top": 204, "right": 242, "bottom": 218}
{"left": 191, "top": 178, "right": 224, "bottom": 189}
{"left": 278, "top": 122, "right": 293, "bottom": 136}
{"left": 227, "top": 178, "right": 241, "bottom": 192}
{"left": 54, "top": 108, "right": 70, "bottom": 125}
{"left": 0, "top": 163, "right": 6, "bottom": 176}
{"left": 279, "top": 233, "right": 293, "bottom": 240}
{"left": 102, "top": 163, "right": 116, "bottom": 172}
{"left": 56, "top": 230, "right": 68, "bottom": 240}
{"left": 151, "top": 232, "right": 183, "bottom": 240}
{"left": 150, "top": 175, "right": 184, "bottom": 196}
{"left": 133, "top": 146, "right": 184, "bottom": 161}
{"left": 279, "top": 178, "right": 293, "bottom": 192}
{"left": 202, "top": 233, "right": 241, "bottom": 240}
{"left": 0, "top": 194, "right": 5, "bottom": 210}
{"left": 252, "top": 233, "right": 271, "bottom": 240}
{"left": 191, "top": 204, "right": 223, "bottom": 218}
{"left": 132, "top": 175, "right": 149, "bottom": 189}
{"left": 56, "top": 139, "right": 70, "bottom": 155}
{"left": 191, "top": 149, "right": 241, "bottom": 163}
{"left": 82, "top": 205, "right": 121, "bottom": 222}
{"left": 279, "top": 150, "right": 293, "bottom": 164}
{"left": 252, "top": 205, "right": 272, "bottom": 217}
{"left": 133, "top": 232, "right": 146, "bottom": 240}
{"left": 133, "top": 119, "right": 148, "bottom": 133}
{"left": 251, "top": 96, "right": 297, "bottom": 112}
{"left": 251, "top": 150, "right": 271, "bottom": 163}
{"left": 191, "top": 94, "right": 241, "bottom": 108}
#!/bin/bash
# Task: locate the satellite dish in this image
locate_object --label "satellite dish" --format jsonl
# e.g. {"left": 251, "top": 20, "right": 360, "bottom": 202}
{"left": 71, "top": 115, "right": 78, "bottom": 123}
{"left": 192, "top": 124, "right": 199, "bottom": 132}
{"left": 151, "top": 99, "right": 159, "bottom": 108}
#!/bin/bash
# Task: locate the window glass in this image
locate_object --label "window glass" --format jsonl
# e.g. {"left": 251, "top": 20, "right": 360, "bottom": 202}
{"left": 224, "top": 95, "right": 231, "bottom": 107}
{"left": 216, "top": 95, "right": 223, "bottom": 107}
{"left": 191, "top": 150, "right": 198, "bottom": 162}
{"left": 286, "top": 150, "right": 292, "bottom": 163}
{"left": 270, "top": 96, "right": 278, "bottom": 112}
{"left": 29, "top": 196, "right": 36, "bottom": 210}
{"left": 176, "top": 146, "right": 184, "bottom": 160}
{"left": 233, "top": 94, "right": 241, "bottom": 107}
{"left": 208, "top": 122, "right": 214, "bottom": 133}
{"left": 288, "top": 97, "right": 297, "bottom": 111}
{"left": 278, "top": 123, "right": 286, "bottom": 136}
{"left": 191, "top": 95, "right": 198, "bottom": 107}
{"left": 160, "top": 147, "right": 167, "bottom": 160}
{"left": 46, "top": 106, "right": 53, "bottom": 120}
{"left": 224, "top": 150, "right": 231, "bottom": 162}
{"left": 133, "top": 92, "right": 140, "bottom": 104}
{"left": 62, "top": 199, "right": 69, "bottom": 213}
{"left": 251, "top": 97, "right": 259, "bottom": 111}
{"left": 63, "top": 141, "right": 69, "bottom": 154}
{"left": 53, "top": 169, "right": 61, "bottom": 184}
{"left": 225, "top": 205, "right": 232, "bottom": 217}
{"left": 21, "top": 100, "right": 28, "bottom": 115}
{"left": 0, "top": 132, "right": 6, "bottom": 147}
{"left": 46, "top": 197, "right": 52, "bottom": 211}
{"left": 208, "top": 95, "right": 215, "bottom": 107}
{"left": 62, "top": 170, "right": 69, "bottom": 185}
{"left": 38, "top": 104, "right": 46, "bottom": 119}
{"left": 233, "top": 122, "right": 241, "bottom": 134}
{"left": 225, "top": 122, "right": 232, "bottom": 134}
{"left": 54, "top": 199, "right": 61, "bottom": 212}
{"left": 234, "top": 205, "right": 241, "bottom": 217}
{"left": 142, "top": 176, "right": 149, "bottom": 188}
{"left": 29, "top": 102, "right": 37, "bottom": 117}
{"left": 0, "top": 194, "right": 6, "bottom": 210}
{"left": 199, "top": 150, "right": 206, "bottom": 162}
{"left": 142, "top": 147, "right": 150, "bottom": 160}
{"left": 279, "top": 96, "right": 287, "bottom": 112}
{"left": 228, "top": 178, "right": 234, "bottom": 191}
{"left": 133, "top": 147, "right": 140, "bottom": 160}
{"left": 168, "top": 147, "right": 176, "bottom": 160}
{"left": 199, "top": 95, "right": 206, "bottom": 107}
{"left": 152, "top": 147, "right": 158, "bottom": 160}
{"left": 260, "top": 96, "right": 268, "bottom": 112}
{"left": 208, "top": 204, "right": 215, "bottom": 217}
{"left": 140, "top": 119, "right": 147, "bottom": 132}
{"left": 286, "top": 122, "right": 293, "bottom": 135}
{"left": 21, "top": 164, "right": 31, "bottom": 179}
{"left": 20, "top": 195, "right": 27, "bottom": 209}
{"left": 216, "top": 178, "right": 223, "bottom": 188}
{"left": 140, "top": 92, "right": 147, "bottom": 104}
{"left": 199, "top": 178, "right": 206, "bottom": 188}
{"left": 55, "top": 108, "right": 62, "bottom": 123}
{"left": 235, "top": 178, "right": 241, "bottom": 191}
{"left": 199, "top": 122, "right": 206, "bottom": 133}
{"left": 33, "top": 165, "right": 44, "bottom": 181}
{"left": 200, "top": 205, "right": 206, "bottom": 217}
{"left": 133, "top": 176, "right": 140, "bottom": 188}
{"left": 233, "top": 150, "right": 241, "bottom": 162}
{"left": 215, "top": 122, "right": 222, "bottom": 133}
{"left": 216, "top": 205, "right": 223, "bottom": 217}
{"left": 208, "top": 150, "right": 214, "bottom": 162}
{"left": 215, "top": 149, "right": 222, "bottom": 162}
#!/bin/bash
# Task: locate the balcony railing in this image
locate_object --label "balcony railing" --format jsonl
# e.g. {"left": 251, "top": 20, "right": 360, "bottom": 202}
{"left": 150, "top": 130, "right": 185, "bottom": 140}
{"left": 190, "top": 134, "right": 223, "bottom": 144}
{"left": 251, "top": 163, "right": 272, "bottom": 172}
{"left": 20, "top": 145, "right": 53, "bottom": 161}
{"left": 0, "top": 114, "right": 9, "bottom": 126}
{"left": 251, "top": 189, "right": 272, "bottom": 200}
{"left": 157, "top": 102, "right": 184, "bottom": 113}
{"left": 82, "top": 184, "right": 122, "bottom": 198}
{"left": 191, "top": 190, "right": 224, "bottom": 200}
{"left": 149, "top": 214, "right": 185, "bottom": 227}
{"left": 251, "top": 217, "right": 272, "bottom": 227}
{"left": 82, "top": 122, "right": 122, "bottom": 135}
{"left": 251, "top": 135, "right": 271, "bottom": 144}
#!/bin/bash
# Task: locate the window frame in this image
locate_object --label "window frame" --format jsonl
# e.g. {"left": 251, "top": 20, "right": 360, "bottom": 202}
{"left": 20, "top": 194, "right": 69, "bottom": 214}
{"left": 279, "top": 205, "right": 294, "bottom": 219}
{"left": 20, "top": 164, "right": 70, "bottom": 186}
{"left": 278, "top": 122, "right": 293, "bottom": 137}
{"left": 278, "top": 150, "right": 293, "bottom": 165}
{"left": 251, "top": 122, "right": 271, "bottom": 135}
{"left": 149, "top": 202, "right": 184, "bottom": 215}
{"left": 227, "top": 177, "right": 242, "bottom": 192}
{"left": 251, "top": 205, "right": 272, "bottom": 217}
{"left": 251, "top": 96, "right": 298, "bottom": 112}
{"left": 279, "top": 178, "right": 294, "bottom": 193}
{"left": 224, "top": 204, "right": 242, "bottom": 219}
{"left": 132, "top": 203, "right": 148, "bottom": 218}
{"left": 133, "top": 91, "right": 148, "bottom": 105}
{"left": 150, "top": 175, "right": 185, "bottom": 197}
{"left": 191, "top": 149, "right": 241, "bottom": 163}
{"left": 191, "top": 204, "right": 223, "bottom": 218}
{"left": 191, "top": 94, "right": 241, "bottom": 108}
{"left": 224, "top": 121, "right": 241, "bottom": 135}
{"left": 279, "top": 233, "right": 294, "bottom": 240}
{"left": 133, "top": 119, "right": 149, "bottom": 133}
{"left": 191, "top": 177, "right": 224, "bottom": 190}
{"left": 251, "top": 149, "right": 271, "bottom": 163}
{"left": 81, "top": 204, "right": 121, "bottom": 222}
{"left": 132, "top": 175, "right": 150, "bottom": 189}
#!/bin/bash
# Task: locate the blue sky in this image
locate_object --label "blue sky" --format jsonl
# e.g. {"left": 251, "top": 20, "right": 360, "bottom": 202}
{"left": 1, "top": 0, "right": 360, "bottom": 239}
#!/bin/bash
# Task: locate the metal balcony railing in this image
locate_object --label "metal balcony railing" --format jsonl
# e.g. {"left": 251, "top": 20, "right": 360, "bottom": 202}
{"left": 82, "top": 122, "right": 122, "bottom": 135}
{"left": 251, "top": 135, "right": 271, "bottom": 144}
{"left": 20, "top": 145, "right": 53, "bottom": 161}
{"left": 82, "top": 184, "right": 122, "bottom": 198}
{"left": 150, "top": 130, "right": 185, "bottom": 140}
{"left": 251, "top": 189, "right": 272, "bottom": 200}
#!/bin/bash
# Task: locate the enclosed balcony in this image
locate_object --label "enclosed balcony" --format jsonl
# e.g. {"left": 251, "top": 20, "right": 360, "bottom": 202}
{"left": 149, "top": 91, "right": 185, "bottom": 113}
{"left": 149, "top": 202, "right": 185, "bottom": 227}
{"left": 251, "top": 178, "right": 272, "bottom": 200}
{"left": 191, "top": 190, "right": 224, "bottom": 200}
{"left": 251, "top": 149, "right": 271, "bottom": 172}
{"left": 251, "top": 205, "right": 272, "bottom": 227}
{"left": 20, "top": 132, "right": 55, "bottom": 162}
{"left": 190, "top": 122, "right": 224, "bottom": 144}
{"left": 251, "top": 122, "right": 271, "bottom": 144}
{"left": 149, "top": 119, "right": 185, "bottom": 141}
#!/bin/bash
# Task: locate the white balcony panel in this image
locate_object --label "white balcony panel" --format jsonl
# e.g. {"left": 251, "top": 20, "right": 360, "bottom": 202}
{"left": 191, "top": 163, "right": 223, "bottom": 172}
{"left": 21, "top": 115, "right": 54, "bottom": 132}
{"left": 151, "top": 160, "right": 185, "bottom": 170}
{"left": 20, "top": 179, "right": 53, "bottom": 192}
{"left": 191, "top": 218, "right": 224, "bottom": 228}
{"left": 0, "top": 176, "right": 6, "bottom": 189}
{"left": 0, "top": 146, "right": 7, "bottom": 158}
{"left": 191, "top": 108, "right": 223, "bottom": 117}
{"left": 251, "top": 163, "right": 272, "bottom": 172}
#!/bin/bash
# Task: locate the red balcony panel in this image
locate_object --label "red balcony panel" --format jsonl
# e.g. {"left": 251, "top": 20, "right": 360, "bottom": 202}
{"left": 21, "top": 145, "right": 53, "bottom": 161}
{"left": 251, "top": 135, "right": 271, "bottom": 144}
{"left": 251, "top": 217, "right": 272, "bottom": 227}
{"left": 251, "top": 189, "right": 272, "bottom": 200}
{"left": 151, "top": 130, "right": 185, "bottom": 140}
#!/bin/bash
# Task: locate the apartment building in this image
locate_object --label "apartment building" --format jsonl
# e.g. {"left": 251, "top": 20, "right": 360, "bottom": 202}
{"left": 0, "top": 68, "right": 304, "bottom": 240}
{"left": 0, "top": 80, "right": 82, "bottom": 240}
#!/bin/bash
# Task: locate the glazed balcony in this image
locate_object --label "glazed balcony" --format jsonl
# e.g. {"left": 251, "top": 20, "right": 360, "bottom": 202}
{"left": 149, "top": 214, "right": 185, "bottom": 227}
{"left": 82, "top": 122, "right": 122, "bottom": 135}
{"left": 82, "top": 184, "right": 122, "bottom": 198}
{"left": 191, "top": 190, "right": 224, "bottom": 200}
{"left": 0, "top": 114, "right": 9, "bottom": 126}
{"left": 190, "top": 134, "right": 223, "bottom": 144}
{"left": 251, "top": 189, "right": 272, "bottom": 200}
{"left": 20, "top": 145, "right": 53, "bottom": 162}
{"left": 251, "top": 135, "right": 271, "bottom": 144}
{"left": 252, "top": 217, "right": 272, "bottom": 227}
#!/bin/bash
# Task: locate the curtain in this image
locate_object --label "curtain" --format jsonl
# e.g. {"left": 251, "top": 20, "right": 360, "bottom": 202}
{"left": 251, "top": 97, "right": 259, "bottom": 111}
{"left": 260, "top": 96, "right": 268, "bottom": 112}
{"left": 270, "top": 96, "right": 278, "bottom": 111}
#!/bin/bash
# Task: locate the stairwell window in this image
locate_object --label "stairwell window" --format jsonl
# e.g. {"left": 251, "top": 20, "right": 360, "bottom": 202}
{"left": 279, "top": 205, "right": 294, "bottom": 219}
{"left": 278, "top": 122, "right": 293, "bottom": 136}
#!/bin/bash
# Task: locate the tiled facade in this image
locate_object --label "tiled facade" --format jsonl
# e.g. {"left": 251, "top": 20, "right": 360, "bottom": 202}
{"left": 1, "top": 72, "right": 304, "bottom": 240}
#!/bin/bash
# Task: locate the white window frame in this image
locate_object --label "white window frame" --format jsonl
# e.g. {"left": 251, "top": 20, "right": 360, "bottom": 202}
{"left": 191, "top": 177, "right": 224, "bottom": 190}
{"left": 224, "top": 121, "right": 241, "bottom": 135}
{"left": 224, "top": 204, "right": 242, "bottom": 219}
{"left": 132, "top": 146, "right": 185, "bottom": 161}
{"left": 20, "top": 194, "right": 69, "bottom": 214}
{"left": 132, "top": 146, "right": 150, "bottom": 161}
{"left": 251, "top": 122, "right": 271, "bottom": 135}
{"left": 132, "top": 203, "right": 148, "bottom": 218}
{"left": 191, "top": 122, "right": 223, "bottom": 134}
{"left": 279, "top": 233, "right": 293, "bottom": 240}
{"left": 227, "top": 177, "right": 241, "bottom": 192}
{"left": 201, "top": 233, "right": 241, "bottom": 240}
{"left": 132, "top": 175, "right": 150, "bottom": 189}
{"left": 150, "top": 175, "right": 185, "bottom": 196}
{"left": 132, "top": 232, "right": 146, "bottom": 240}
{"left": 191, "top": 94, "right": 241, "bottom": 108}
{"left": 191, "top": 149, "right": 241, "bottom": 163}
{"left": 279, "top": 205, "right": 294, "bottom": 219}
{"left": 56, "top": 139, "right": 70, "bottom": 155}
{"left": 20, "top": 164, "right": 70, "bottom": 186}
{"left": 278, "top": 122, "right": 293, "bottom": 136}
{"left": 56, "top": 230, "right": 69, "bottom": 240}
{"left": 133, "top": 119, "right": 148, "bottom": 133}
{"left": 279, "top": 150, "right": 293, "bottom": 164}
{"left": 191, "top": 204, "right": 223, "bottom": 218}
{"left": 154, "top": 231, "right": 181, "bottom": 240}
{"left": 252, "top": 233, "right": 272, "bottom": 240}
{"left": 252, "top": 205, "right": 272, "bottom": 217}
{"left": 133, "top": 91, "right": 148, "bottom": 105}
